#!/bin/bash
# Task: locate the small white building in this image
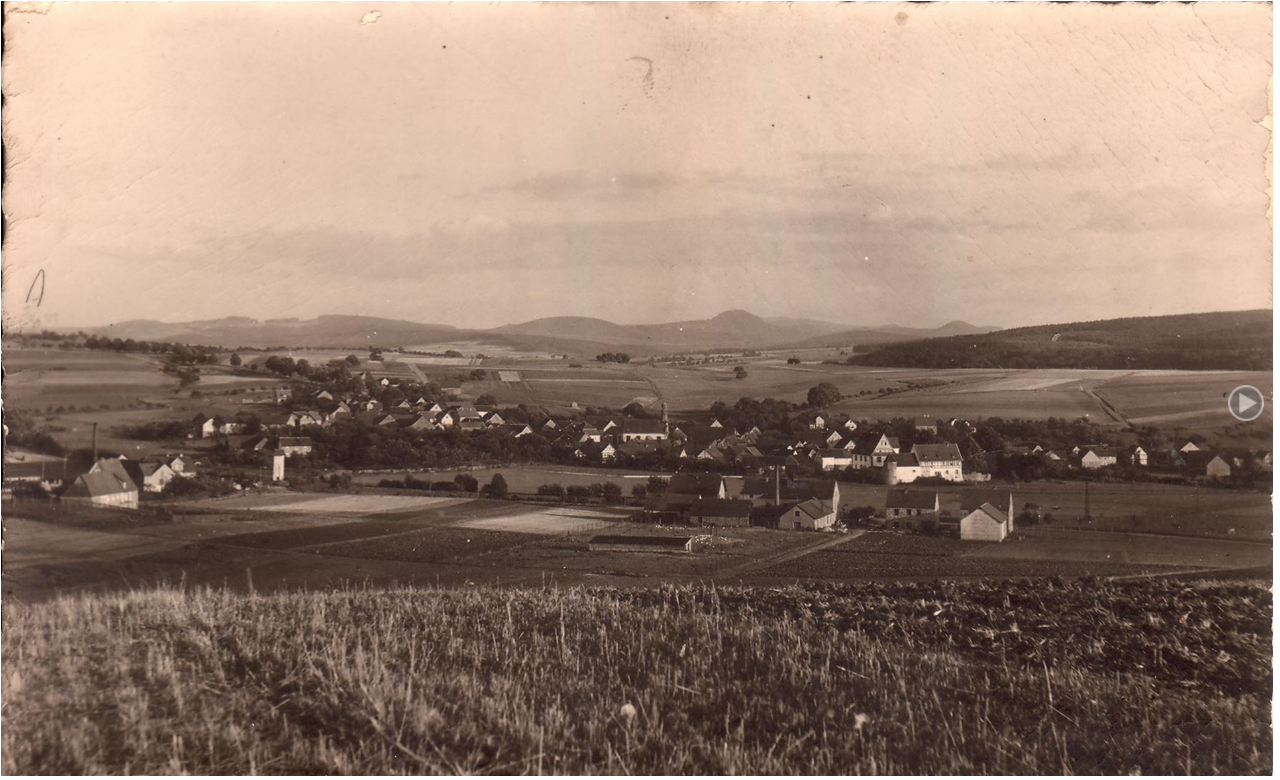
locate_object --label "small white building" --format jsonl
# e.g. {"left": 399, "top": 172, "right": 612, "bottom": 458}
{"left": 960, "top": 503, "right": 1009, "bottom": 542}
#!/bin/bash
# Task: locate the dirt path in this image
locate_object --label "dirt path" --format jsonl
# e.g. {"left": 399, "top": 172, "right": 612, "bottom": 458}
{"left": 715, "top": 529, "right": 864, "bottom": 580}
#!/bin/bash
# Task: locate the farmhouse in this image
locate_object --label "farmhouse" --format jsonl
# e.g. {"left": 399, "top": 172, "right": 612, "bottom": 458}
{"left": 1183, "top": 451, "right": 1231, "bottom": 479}
{"left": 850, "top": 433, "right": 899, "bottom": 469}
{"left": 61, "top": 471, "right": 139, "bottom": 509}
{"left": 814, "top": 449, "right": 853, "bottom": 471}
{"left": 1179, "top": 441, "right": 1201, "bottom": 453}
{"left": 136, "top": 460, "right": 177, "bottom": 492}
{"left": 286, "top": 410, "right": 324, "bottom": 428}
{"left": 959, "top": 503, "right": 1009, "bottom": 542}
{"left": 885, "top": 489, "right": 940, "bottom": 518}
{"left": 1079, "top": 447, "right": 1118, "bottom": 469}
{"left": 960, "top": 490, "right": 1015, "bottom": 530}
{"left": 667, "top": 473, "right": 727, "bottom": 499}
{"left": 779, "top": 498, "right": 837, "bottom": 531}
{"left": 911, "top": 443, "right": 964, "bottom": 481}
{"left": 689, "top": 498, "right": 754, "bottom": 527}
{"left": 587, "top": 535, "right": 693, "bottom": 553}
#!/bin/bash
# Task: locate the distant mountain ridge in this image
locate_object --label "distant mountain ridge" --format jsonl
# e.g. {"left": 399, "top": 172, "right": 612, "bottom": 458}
{"left": 63, "top": 311, "right": 999, "bottom": 355}
{"left": 846, "top": 309, "right": 1273, "bottom": 371}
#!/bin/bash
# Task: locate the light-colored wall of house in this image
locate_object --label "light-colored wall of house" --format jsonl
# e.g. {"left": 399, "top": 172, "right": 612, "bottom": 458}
{"left": 960, "top": 511, "right": 1007, "bottom": 542}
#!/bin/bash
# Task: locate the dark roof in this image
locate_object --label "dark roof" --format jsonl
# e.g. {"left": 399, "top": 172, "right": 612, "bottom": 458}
{"left": 966, "top": 502, "right": 1008, "bottom": 524}
{"left": 960, "top": 490, "right": 1013, "bottom": 512}
{"left": 690, "top": 498, "right": 754, "bottom": 519}
{"left": 886, "top": 489, "right": 938, "bottom": 510}
{"left": 790, "top": 498, "right": 833, "bottom": 521}
{"left": 93, "top": 458, "right": 144, "bottom": 491}
{"left": 62, "top": 472, "right": 136, "bottom": 499}
{"left": 622, "top": 418, "right": 666, "bottom": 435}
{"left": 667, "top": 473, "right": 724, "bottom": 496}
{"left": 588, "top": 535, "right": 691, "bottom": 549}
{"left": 890, "top": 452, "right": 921, "bottom": 467}
{"left": 911, "top": 443, "right": 963, "bottom": 462}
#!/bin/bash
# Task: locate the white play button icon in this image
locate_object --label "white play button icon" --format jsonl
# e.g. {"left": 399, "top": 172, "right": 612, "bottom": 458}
{"left": 1229, "top": 385, "right": 1265, "bottom": 422}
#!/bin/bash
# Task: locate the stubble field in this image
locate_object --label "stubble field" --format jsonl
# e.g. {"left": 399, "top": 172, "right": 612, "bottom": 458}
{"left": 1, "top": 579, "right": 1269, "bottom": 774}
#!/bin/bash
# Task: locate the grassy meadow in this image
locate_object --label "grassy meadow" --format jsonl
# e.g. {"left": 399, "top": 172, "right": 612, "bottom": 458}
{"left": 1, "top": 579, "right": 1269, "bottom": 774}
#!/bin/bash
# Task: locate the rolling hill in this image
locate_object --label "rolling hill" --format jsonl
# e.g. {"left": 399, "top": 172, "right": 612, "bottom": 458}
{"left": 846, "top": 309, "right": 1273, "bottom": 371}
{"left": 67, "top": 311, "right": 995, "bottom": 355}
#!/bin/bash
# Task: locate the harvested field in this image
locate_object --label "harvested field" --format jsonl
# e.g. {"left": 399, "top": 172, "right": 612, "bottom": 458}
{"left": 305, "top": 526, "right": 535, "bottom": 563}
{"left": 2, "top": 580, "right": 1268, "bottom": 774}
{"left": 759, "top": 531, "right": 1193, "bottom": 580}
{"left": 243, "top": 494, "right": 466, "bottom": 514}
{"left": 211, "top": 520, "right": 429, "bottom": 551}
{"left": 454, "top": 507, "right": 628, "bottom": 535}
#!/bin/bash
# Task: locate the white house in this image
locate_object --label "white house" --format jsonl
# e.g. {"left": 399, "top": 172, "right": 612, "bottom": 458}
{"left": 912, "top": 443, "right": 965, "bottom": 482}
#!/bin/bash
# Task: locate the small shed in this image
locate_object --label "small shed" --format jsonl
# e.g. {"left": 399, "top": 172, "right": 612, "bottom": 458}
{"left": 960, "top": 503, "right": 1009, "bottom": 542}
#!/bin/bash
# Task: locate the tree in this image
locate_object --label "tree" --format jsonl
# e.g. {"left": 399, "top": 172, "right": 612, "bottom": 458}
{"left": 807, "top": 382, "right": 842, "bottom": 408}
{"left": 229, "top": 352, "right": 242, "bottom": 367}
{"left": 601, "top": 482, "right": 623, "bottom": 504}
{"left": 476, "top": 393, "right": 498, "bottom": 406}
{"left": 470, "top": 369, "right": 488, "bottom": 381}
{"left": 454, "top": 473, "right": 479, "bottom": 493}
{"left": 484, "top": 472, "right": 509, "bottom": 497}
{"left": 787, "top": 357, "right": 801, "bottom": 365}
{"left": 734, "top": 366, "right": 749, "bottom": 380}
{"left": 345, "top": 354, "right": 361, "bottom": 366}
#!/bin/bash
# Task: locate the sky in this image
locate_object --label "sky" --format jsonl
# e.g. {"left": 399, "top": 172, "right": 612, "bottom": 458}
{"left": 1, "top": 2, "right": 1273, "bottom": 332}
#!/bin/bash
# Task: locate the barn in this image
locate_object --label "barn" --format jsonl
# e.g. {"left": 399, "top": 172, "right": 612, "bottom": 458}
{"left": 959, "top": 503, "right": 1009, "bottom": 542}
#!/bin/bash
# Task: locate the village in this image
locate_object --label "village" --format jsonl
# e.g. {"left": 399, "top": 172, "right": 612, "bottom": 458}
{"left": 5, "top": 361, "right": 1270, "bottom": 549}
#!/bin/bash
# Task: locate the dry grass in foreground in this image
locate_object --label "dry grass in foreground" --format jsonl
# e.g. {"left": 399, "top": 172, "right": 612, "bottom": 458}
{"left": 1, "top": 579, "right": 1270, "bottom": 774}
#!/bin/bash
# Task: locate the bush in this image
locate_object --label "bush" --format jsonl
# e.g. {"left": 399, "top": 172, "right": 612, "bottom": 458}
{"left": 454, "top": 474, "right": 479, "bottom": 493}
{"left": 482, "top": 473, "right": 509, "bottom": 498}
{"left": 430, "top": 481, "right": 459, "bottom": 492}
{"left": 537, "top": 483, "right": 566, "bottom": 498}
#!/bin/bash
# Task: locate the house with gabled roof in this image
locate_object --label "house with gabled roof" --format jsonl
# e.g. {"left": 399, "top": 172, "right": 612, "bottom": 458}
{"left": 911, "top": 443, "right": 964, "bottom": 481}
{"left": 1183, "top": 451, "right": 1231, "bottom": 479}
{"left": 960, "top": 503, "right": 1009, "bottom": 542}
{"left": 62, "top": 471, "right": 138, "bottom": 508}
{"left": 690, "top": 498, "right": 754, "bottom": 528}
{"left": 1079, "top": 447, "right": 1118, "bottom": 470}
{"left": 850, "top": 432, "right": 899, "bottom": 469}
{"left": 667, "top": 473, "right": 726, "bottom": 499}
{"left": 885, "top": 489, "right": 939, "bottom": 518}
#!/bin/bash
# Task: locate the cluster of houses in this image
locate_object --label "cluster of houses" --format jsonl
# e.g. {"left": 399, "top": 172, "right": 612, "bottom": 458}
{"left": 641, "top": 472, "right": 840, "bottom": 531}
{"left": 1008, "top": 439, "right": 1270, "bottom": 478}
{"left": 198, "top": 389, "right": 531, "bottom": 440}
{"left": 46, "top": 453, "right": 195, "bottom": 509}
{"left": 563, "top": 409, "right": 972, "bottom": 484}
{"left": 884, "top": 488, "right": 1018, "bottom": 542}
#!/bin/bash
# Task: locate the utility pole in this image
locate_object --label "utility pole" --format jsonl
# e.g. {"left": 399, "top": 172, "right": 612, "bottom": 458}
{"left": 1084, "top": 478, "right": 1092, "bottom": 522}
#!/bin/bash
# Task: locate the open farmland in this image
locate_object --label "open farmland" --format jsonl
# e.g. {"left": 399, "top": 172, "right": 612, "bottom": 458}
{"left": 756, "top": 530, "right": 1264, "bottom": 581}
{"left": 451, "top": 354, "right": 1273, "bottom": 434}
{"left": 1, "top": 579, "right": 1269, "bottom": 774}
{"left": 831, "top": 479, "right": 1273, "bottom": 541}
